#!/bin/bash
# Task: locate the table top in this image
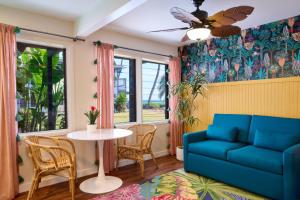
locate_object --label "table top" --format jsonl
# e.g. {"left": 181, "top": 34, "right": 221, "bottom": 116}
{"left": 67, "top": 128, "right": 132, "bottom": 141}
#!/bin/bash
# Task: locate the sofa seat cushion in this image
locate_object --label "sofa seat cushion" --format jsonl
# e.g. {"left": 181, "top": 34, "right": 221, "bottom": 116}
{"left": 227, "top": 146, "right": 283, "bottom": 175}
{"left": 188, "top": 140, "right": 246, "bottom": 160}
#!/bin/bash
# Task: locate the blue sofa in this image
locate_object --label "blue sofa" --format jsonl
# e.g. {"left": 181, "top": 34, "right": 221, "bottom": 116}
{"left": 184, "top": 114, "right": 300, "bottom": 200}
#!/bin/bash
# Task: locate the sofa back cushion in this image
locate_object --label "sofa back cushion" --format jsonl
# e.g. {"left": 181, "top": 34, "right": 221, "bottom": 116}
{"left": 207, "top": 125, "right": 238, "bottom": 142}
{"left": 212, "top": 114, "right": 252, "bottom": 143}
{"left": 249, "top": 115, "right": 300, "bottom": 144}
{"left": 254, "top": 130, "right": 300, "bottom": 151}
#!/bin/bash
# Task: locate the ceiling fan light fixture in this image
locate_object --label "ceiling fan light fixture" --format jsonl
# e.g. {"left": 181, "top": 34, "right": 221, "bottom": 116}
{"left": 187, "top": 28, "right": 211, "bottom": 41}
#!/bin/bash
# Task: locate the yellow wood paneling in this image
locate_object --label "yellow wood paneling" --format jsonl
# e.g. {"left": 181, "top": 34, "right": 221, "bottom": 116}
{"left": 189, "top": 77, "right": 300, "bottom": 132}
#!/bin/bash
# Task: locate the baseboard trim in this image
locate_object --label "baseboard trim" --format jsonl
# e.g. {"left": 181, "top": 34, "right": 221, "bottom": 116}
{"left": 18, "top": 149, "right": 169, "bottom": 193}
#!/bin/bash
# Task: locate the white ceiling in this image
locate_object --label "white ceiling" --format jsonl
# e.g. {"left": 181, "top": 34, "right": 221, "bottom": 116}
{"left": 0, "top": 0, "right": 104, "bottom": 20}
{"left": 0, "top": 0, "right": 146, "bottom": 37}
{"left": 0, "top": 0, "right": 300, "bottom": 45}
{"left": 104, "top": 0, "right": 300, "bottom": 45}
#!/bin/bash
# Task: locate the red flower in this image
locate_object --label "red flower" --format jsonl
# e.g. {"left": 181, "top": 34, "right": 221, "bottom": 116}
{"left": 91, "top": 106, "right": 96, "bottom": 111}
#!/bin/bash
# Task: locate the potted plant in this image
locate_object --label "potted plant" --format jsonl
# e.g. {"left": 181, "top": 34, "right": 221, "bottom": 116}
{"left": 171, "top": 71, "right": 207, "bottom": 161}
{"left": 84, "top": 106, "right": 100, "bottom": 132}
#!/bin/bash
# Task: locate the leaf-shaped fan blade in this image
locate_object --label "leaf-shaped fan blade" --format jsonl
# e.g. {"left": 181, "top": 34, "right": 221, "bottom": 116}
{"left": 209, "top": 6, "right": 254, "bottom": 27}
{"left": 148, "top": 27, "right": 189, "bottom": 33}
{"left": 226, "top": 6, "right": 254, "bottom": 20}
{"left": 170, "top": 7, "right": 201, "bottom": 24}
{"left": 211, "top": 25, "right": 241, "bottom": 37}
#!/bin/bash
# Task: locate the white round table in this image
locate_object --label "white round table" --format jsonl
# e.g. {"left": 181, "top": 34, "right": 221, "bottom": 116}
{"left": 67, "top": 129, "right": 132, "bottom": 194}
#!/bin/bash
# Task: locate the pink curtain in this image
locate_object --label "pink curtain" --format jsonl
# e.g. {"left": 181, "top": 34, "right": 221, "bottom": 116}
{"left": 96, "top": 43, "right": 115, "bottom": 173}
{"left": 0, "top": 23, "right": 18, "bottom": 200}
{"left": 169, "top": 57, "right": 184, "bottom": 155}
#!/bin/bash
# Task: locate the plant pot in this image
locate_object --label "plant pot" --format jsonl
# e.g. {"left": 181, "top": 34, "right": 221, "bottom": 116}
{"left": 176, "top": 146, "right": 184, "bottom": 161}
{"left": 87, "top": 124, "right": 97, "bottom": 133}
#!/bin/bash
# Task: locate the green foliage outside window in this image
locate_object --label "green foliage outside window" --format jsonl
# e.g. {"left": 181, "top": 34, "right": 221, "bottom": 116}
{"left": 115, "top": 92, "right": 127, "bottom": 113}
{"left": 16, "top": 45, "right": 67, "bottom": 133}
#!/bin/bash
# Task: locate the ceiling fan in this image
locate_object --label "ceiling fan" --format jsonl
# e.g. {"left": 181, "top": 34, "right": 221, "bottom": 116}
{"left": 149, "top": 0, "right": 254, "bottom": 42}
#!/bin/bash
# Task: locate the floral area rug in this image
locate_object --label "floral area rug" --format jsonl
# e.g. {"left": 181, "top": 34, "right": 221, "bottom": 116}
{"left": 91, "top": 169, "right": 266, "bottom": 200}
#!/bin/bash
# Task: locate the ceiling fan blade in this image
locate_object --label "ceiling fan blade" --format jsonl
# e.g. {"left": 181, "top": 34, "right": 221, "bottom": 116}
{"left": 208, "top": 6, "right": 254, "bottom": 27}
{"left": 148, "top": 27, "right": 189, "bottom": 33}
{"left": 181, "top": 34, "right": 190, "bottom": 43}
{"left": 226, "top": 6, "right": 254, "bottom": 20}
{"left": 211, "top": 25, "right": 241, "bottom": 37}
{"left": 170, "top": 7, "right": 201, "bottom": 24}
{"left": 209, "top": 11, "right": 235, "bottom": 27}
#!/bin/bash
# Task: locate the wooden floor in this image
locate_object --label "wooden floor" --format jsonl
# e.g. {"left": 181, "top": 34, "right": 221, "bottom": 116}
{"left": 15, "top": 155, "right": 183, "bottom": 200}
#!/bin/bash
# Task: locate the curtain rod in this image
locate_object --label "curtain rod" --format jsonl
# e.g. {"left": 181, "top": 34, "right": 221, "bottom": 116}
{"left": 15, "top": 27, "right": 85, "bottom": 42}
{"left": 93, "top": 41, "right": 173, "bottom": 58}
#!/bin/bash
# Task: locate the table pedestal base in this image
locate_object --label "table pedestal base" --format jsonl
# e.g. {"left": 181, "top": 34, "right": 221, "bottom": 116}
{"left": 79, "top": 176, "right": 123, "bottom": 194}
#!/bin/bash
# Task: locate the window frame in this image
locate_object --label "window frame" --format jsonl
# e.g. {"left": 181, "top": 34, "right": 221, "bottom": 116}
{"left": 16, "top": 42, "right": 68, "bottom": 133}
{"left": 113, "top": 56, "right": 169, "bottom": 125}
{"left": 114, "top": 56, "right": 137, "bottom": 124}
{"left": 141, "top": 60, "right": 169, "bottom": 122}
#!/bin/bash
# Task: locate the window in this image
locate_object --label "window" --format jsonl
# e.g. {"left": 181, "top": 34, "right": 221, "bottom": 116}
{"left": 142, "top": 61, "right": 169, "bottom": 122}
{"left": 114, "top": 57, "right": 136, "bottom": 123}
{"left": 16, "top": 42, "right": 67, "bottom": 133}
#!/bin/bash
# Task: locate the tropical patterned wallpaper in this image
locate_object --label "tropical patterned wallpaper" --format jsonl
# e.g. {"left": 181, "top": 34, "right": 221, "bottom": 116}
{"left": 180, "top": 15, "right": 300, "bottom": 83}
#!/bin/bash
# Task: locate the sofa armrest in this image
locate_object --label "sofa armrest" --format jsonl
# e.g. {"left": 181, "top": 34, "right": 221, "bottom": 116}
{"left": 183, "top": 130, "right": 207, "bottom": 145}
{"left": 183, "top": 131, "right": 206, "bottom": 159}
{"left": 283, "top": 143, "right": 300, "bottom": 200}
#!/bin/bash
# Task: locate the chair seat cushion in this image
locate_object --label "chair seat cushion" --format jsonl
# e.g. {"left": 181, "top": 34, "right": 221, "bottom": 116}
{"left": 227, "top": 146, "right": 283, "bottom": 174}
{"left": 188, "top": 140, "right": 246, "bottom": 160}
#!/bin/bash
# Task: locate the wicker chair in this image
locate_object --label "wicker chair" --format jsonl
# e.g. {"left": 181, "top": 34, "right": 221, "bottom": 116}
{"left": 117, "top": 124, "right": 158, "bottom": 177}
{"left": 24, "top": 136, "right": 77, "bottom": 200}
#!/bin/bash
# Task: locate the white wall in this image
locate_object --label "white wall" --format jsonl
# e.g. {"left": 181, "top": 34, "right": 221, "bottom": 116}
{"left": 0, "top": 6, "right": 177, "bottom": 192}
{"left": 0, "top": 5, "right": 73, "bottom": 36}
